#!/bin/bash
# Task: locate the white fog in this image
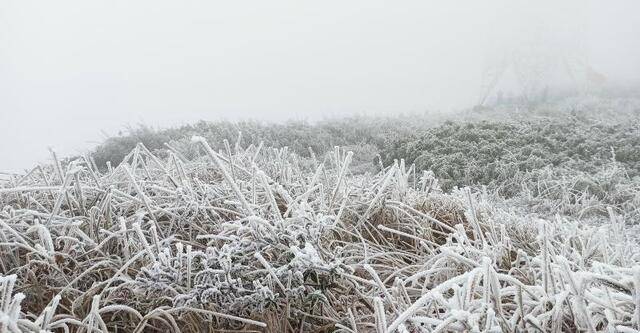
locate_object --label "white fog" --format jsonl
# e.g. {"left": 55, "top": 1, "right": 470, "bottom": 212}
{"left": 1, "top": 0, "right": 639, "bottom": 171}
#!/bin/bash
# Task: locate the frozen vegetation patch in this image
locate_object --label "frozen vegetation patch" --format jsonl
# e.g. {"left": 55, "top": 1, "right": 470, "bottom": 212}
{"left": 381, "top": 119, "right": 640, "bottom": 215}
{"left": 89, "top": 94, "right": 640, "bottom": 171}
{"left": 1, "top": 133, "right": 640, "bottom": 332}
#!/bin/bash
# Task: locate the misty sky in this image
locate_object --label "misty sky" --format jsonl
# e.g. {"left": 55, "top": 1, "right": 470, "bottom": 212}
{"left": 1, "top": 0, "right": 639, "bottom": 172}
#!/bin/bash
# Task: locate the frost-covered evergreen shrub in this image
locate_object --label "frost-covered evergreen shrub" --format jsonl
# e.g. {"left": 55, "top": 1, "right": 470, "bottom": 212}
{"left": 382, "top": 119, "right": 640, "bottom": 197}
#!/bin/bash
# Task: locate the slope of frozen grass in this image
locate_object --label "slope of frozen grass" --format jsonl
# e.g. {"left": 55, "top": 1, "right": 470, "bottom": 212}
{"left": 1, "top": 137, "right": 640, "bottom": 332}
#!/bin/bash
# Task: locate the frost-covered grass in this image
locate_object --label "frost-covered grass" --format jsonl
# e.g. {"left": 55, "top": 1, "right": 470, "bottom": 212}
{"left": 1, "top": 135, "right": 640, "bottom": 332}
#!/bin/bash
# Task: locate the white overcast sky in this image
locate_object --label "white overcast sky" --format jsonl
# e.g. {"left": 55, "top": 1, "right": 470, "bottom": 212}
{"left": 1, "top": 0, "right": 639, "bottom": 172}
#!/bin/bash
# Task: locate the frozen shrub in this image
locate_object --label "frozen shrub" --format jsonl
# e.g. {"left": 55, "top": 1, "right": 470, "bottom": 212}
{"left": 1, "top": 125, "right": 639, "bottom": 332}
